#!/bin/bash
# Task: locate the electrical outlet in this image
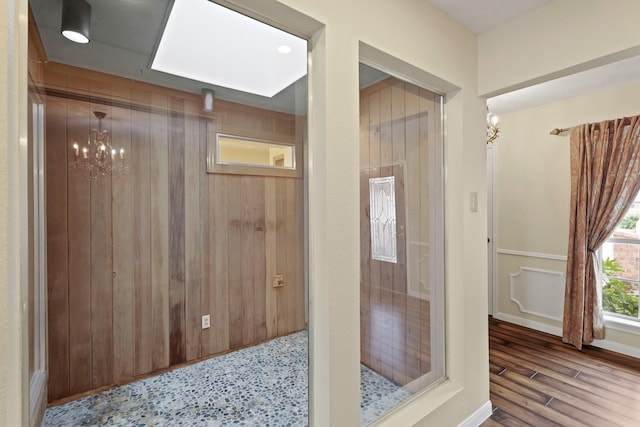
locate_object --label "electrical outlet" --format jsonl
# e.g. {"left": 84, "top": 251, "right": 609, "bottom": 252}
{"left": 202, "top": 314, "right": 211, "bottom": 329}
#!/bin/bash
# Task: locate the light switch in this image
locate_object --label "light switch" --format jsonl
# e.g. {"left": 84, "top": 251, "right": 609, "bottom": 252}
{"left": 470, "top": 192, "right": 478, "bottom": 212}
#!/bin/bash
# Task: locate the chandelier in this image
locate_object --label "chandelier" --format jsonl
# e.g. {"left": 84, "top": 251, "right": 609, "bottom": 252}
{"left": 487, "top": 108, "right": 500, "bottom": 144}
{"left": 70, "top": 111, "right": 128, "bottom": 179}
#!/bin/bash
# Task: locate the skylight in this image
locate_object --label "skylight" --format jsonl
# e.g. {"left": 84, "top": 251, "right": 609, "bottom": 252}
{"left": 151, "top": 0, "right": 307, "bottom": 98}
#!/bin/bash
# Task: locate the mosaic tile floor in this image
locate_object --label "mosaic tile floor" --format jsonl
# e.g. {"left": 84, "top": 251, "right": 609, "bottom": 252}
{"left": 43, "top": 331, "right": 410, "bottom": 426}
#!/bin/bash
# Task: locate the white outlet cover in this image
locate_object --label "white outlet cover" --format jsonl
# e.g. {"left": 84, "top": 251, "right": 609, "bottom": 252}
{"left": 202, "top": 314, "right": 211, "bottom": 329}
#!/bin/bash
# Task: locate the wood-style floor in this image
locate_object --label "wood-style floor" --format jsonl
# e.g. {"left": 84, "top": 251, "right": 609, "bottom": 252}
{"left": 484, "top": 318, "right": 640, "bottom": 427}
{"left": 360, "top": 284, "right": 431, "bottom": 387}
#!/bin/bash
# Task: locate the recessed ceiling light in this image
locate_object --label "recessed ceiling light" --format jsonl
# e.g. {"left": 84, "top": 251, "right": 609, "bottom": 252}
{"left": 152, "top": 0, "right": 306, "bottom": 98}
{"left": 277, "top": 45, "right": 292, "bottom": 54}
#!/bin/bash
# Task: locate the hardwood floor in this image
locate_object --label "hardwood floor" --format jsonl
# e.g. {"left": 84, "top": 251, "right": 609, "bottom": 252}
{"left": 484, "top": 317, "right": 640, "bottom": 427}
{"left": 360, "top": 284, "right": 431, "bottom": 386}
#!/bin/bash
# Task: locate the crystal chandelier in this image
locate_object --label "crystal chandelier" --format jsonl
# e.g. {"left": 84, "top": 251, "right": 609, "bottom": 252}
{"left": 70, "top": 111, "right": 128, "bottom": 179}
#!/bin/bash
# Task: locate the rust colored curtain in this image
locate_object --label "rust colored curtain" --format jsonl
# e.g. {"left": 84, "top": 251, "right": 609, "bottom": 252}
{"left": 563, "top": 116, "right": 640, "bottom": 349}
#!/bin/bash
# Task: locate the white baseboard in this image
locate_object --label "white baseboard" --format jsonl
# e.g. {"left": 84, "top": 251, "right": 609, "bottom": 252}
{"left": 592, "top": 338, "right": 640, "bottom": 359}
{"left": 458, "top": 400, "right": 493, "bottom": 427}
{"left": 494, "top": 312, "right": 562, "bottom": 336}
{"left": 494, "top": 312, "right": 640, "bottom": 359}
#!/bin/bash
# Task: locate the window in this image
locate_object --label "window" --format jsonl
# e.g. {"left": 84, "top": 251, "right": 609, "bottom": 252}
{"left": 207, "top": 133, "right": 300, "bottom": 177}
{"left": 600, "top": 192, "right": 640, "bottom": 322}
{"left": 359, "top": 63, "right": 445, "bottom": 424}
{"left": 369, "top": 176, "right": 397, "bottom": 263}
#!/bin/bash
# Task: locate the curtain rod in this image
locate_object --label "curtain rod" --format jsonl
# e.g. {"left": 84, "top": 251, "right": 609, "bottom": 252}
{"left": 550, "top": 117, "right": 635, "bottom": 136}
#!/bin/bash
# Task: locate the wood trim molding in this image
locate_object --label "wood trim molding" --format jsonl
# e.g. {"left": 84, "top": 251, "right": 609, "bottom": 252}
{"left": 33, "top": 87, "right": 204, "bottom": 119}
{"left": 509, "top": 267, "right": 564, "bottom": 322}
{"left": 28, "top": 6, "right": 47, "bottom": 63}
{"left": 497, "top": 248, "right": 567, "bottom": 261}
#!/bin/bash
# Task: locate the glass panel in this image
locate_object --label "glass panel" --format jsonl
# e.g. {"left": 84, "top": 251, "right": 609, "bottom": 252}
{"left": 369, "top": 176, "right": 397, "bottom": 263}
{"left": 601, "top": 190, "right": 640, "bottom": 321}
{"left": 359, "top": 63, "right": 445, "bottom": 424}
{"left": 602, "top": 241, "right": 639, "bottom": 282}
{"left": 217, "top": 134, "right": 295, "bottom": 169}
{"left": 603, "top": 274, "right": 639, "bottom": 319}
{"left": 33, "top": 0, "right": 309, "bottom": 425}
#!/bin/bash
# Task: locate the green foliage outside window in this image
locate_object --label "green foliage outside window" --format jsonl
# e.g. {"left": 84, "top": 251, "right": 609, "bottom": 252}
{"left": 619, "top": 214, "right": 639, "bottom": 230}
{"left": 602, "top": 258, "right": 639, "bottom": 318}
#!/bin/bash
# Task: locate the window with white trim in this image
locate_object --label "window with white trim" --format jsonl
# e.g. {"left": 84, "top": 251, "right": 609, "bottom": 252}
{"left": 601, "top": 192, "right": 640, "bottom": 322}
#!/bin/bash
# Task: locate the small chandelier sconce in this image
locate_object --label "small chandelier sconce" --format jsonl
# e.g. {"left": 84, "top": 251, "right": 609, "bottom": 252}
{"left": 202, "top": 88, "right": 215, "bottom": 113}
{"left": 70, "top": 111, "right": 128, "bottom": 179}
{"left": 61, "top": 0, "right": 92, "bottom": 44}
{"left": 487, "top": 107, "right": 500, "bottom": 144}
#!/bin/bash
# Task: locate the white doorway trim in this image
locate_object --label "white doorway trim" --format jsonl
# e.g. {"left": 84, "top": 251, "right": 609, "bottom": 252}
{"left": 29, "top": 100, "right": 48, "bottom": 427}
{"left": 487, "top": 144, "right": 497, "bottom": 316}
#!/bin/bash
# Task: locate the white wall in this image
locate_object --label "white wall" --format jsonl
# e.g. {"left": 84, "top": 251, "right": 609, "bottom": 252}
{"left": 479, "top": 0, "right": 640, "bottom": 97}
{"left": 479, "top": 0, "right": 640, "bottom": 361}
{"left": 275, "top": 1, "right": 489, "bottom": 425}
{"left": 0, "top": 0, "right": 10, "bottom": 421}
{"left": 1, "top": 0, "right": 29, "bottom": 425}
{"left": 494, "top": 81, "right": 640, "bottom": 356}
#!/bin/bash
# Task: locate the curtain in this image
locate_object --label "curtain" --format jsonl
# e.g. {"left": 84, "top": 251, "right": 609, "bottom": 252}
{"left": 563, "top": 115, "right": 640, "bottom": 349}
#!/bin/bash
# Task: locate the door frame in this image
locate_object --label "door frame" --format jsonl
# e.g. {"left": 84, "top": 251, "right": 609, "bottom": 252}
{"left": 29, "top": 94, "right": 48, "bottom": 427}
{"left": 487, "top": 144, "right": 497, "bottom": 316}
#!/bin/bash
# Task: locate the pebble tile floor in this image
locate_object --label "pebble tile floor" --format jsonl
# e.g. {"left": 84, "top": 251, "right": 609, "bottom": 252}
{"left": 43, "top": 331, "right": 411, "bottom": 426}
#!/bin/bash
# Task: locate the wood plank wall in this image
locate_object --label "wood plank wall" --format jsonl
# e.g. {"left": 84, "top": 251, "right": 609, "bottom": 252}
{"left": 359, "top": 78, "right": 439, "bottom": 386}
{"left": 39, "top": 62, "right": 306, "bottom": 402}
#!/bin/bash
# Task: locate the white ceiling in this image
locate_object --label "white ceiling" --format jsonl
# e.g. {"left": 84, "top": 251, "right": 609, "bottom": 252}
{"left": 488, "top": 55, "right": 640, "bottom": 115}
{"left": 428, "top": 0, "right": 553, "bottom": 34}
{"left": 30, "top": 0, "right": 640, "bottom": 116}
{"left": 429, "top": 0, "right": 640, "bottom": 115}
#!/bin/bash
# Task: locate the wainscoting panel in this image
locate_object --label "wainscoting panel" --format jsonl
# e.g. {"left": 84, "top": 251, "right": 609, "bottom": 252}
{"left": 509, "top": 267, "right": 565, "bottom": 321}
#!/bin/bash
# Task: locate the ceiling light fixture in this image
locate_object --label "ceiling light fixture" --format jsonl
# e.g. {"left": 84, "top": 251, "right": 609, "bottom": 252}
{"left": 202, "top": 89, "right": 215, "bottom": 113}
{"left": 70, "top": 111, "right": 128, "bottom": 179}
{"left": 61, "top": 0, "right": 92, "bottom": 44}
{"left": 487, "top": 108, "right": 500, "bottom": 144}
{"left": 277, "top": 45, "right": 292, "bottom": 54}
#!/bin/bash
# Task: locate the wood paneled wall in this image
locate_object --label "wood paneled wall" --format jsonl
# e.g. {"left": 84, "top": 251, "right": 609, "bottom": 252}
{"left": 359, "top": 78, "right": 440, "bottom": 386}
{"left": 42, "top": 63, "right": 305, "bottom": 402}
